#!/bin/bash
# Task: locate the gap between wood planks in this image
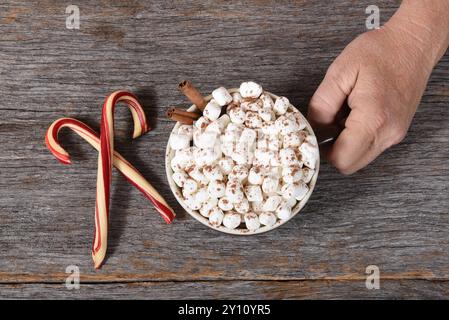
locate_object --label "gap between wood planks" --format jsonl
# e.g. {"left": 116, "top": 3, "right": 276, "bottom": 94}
{"left": 0, "top": 272, "right": 447, "bottom": 285}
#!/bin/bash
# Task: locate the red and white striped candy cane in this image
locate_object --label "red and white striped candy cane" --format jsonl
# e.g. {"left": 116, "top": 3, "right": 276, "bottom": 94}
{"left": 94, "top": 90, "right": 162, "bottom": 268}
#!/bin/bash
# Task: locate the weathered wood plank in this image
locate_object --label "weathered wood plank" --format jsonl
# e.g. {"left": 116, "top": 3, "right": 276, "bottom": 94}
{"left": 1, "top": 0, "right": 449, "bottom": 298}
{"left": 2, "top": 280, "right": 449, "bottom": 299}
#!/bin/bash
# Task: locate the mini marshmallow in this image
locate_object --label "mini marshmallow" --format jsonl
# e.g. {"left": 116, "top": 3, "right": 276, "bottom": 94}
{"left": 239, "top": 81, "right": 263, "bottom": 99}
{"left": 234, "top": 140, "right": 255, "bottom": 166}
{"left": 225, "top": 180, "right": 245, "bottom": 203}
{"left": 275, "top": 115, "right": 299, "bottom": 136}
{"left": 183, "top": 178, "right": 198, "bottom": 195}
{"left": 259, "top": 212, "right": 277, "bottom": 227}
{"left": 205, "top": 120, "right": 222, "bottom": 134}
{"left": 226, "top": 122, "right": 244, "bottom": 133}
{"left": 261, "top": 121, "right": 278, "bottom": 136}
{"left": 260, "top": 93, "right": 274, "bottom": 110}
{"left": 302, "top": 167, "right": 315, "bottom": 183}
{"left": 276, "top": 203, "right": 292, "bottom": 220}
{"left": 212, "top": 87, "right": 233, "bottom": 107}
{"left": 257, "top": 136, "right": 268, "bottom": 150}
{"left": 228, "top": 106, "right": 246, "bottom": 124}
{"left": 262, "top": 176, "right": 279, "bottom": 194}
{"left": 221, "top": 140, "right": 235, "bottom": 157}
{"left": 267, "top": 136, "right": 280, "bottom": 152}
{"left": 176, "top": 147, "right": 195, "bottom": 164}
{"left": 203, "top": 164, "right": 223, "bottom": 181}
{"left": 258, "top": 107, "right": 272, "bottom": 122}
{"left": 184, "top": 196, "right": 202, "bottom": 211}
{"left": 195, "top": 187, "right": 209, "bottom": 204}
{"left": 285, "top": 196, "right": 297, "bottom": 208}
{"left": 291, "top": 111, "right": 307, "bottom": 130}
{"left": 273, "top": 96, "right": 289, "bottom": 115}
{"left": 244, "top": 185, "right": 263, "bottom": 202}
{"left": 231, "top": 151, "right": 249, "bottom": 166}
{"left": 248, "top": 166, "right": 265, "bottom": 185}
{"left": 169, "top": 133, "right": 190, "bottom": 150}
{"left": 193, "top": 130, "right": 217, "bottom": 149}
{"left": 244, "top": 212, "right": 261, "bottom": 231}
{"left": 280, "top": 183, "right": 294, "bottom": 200}
{"left": 187, "top": 166, "right": 209, "bottom": 186}
{"left": 177, "top": 125, "right": 194, "bottom": 139}
{"left": 223, "top": 212, "right": 242, "bottom": 229}
{"left": 299, "top": 141, "right": 319, "bottom": 169}
{"left": 203, "top": 99, "right": 222, "bottom": 121}
{"left": 207, "top": 114, "right": 231, "bottom": 134}
{"left": 241, "top": 99, "right": 263, "bottom": 112}
{"left": 207, "top": 180, "right": 226, "bottom": 198}
{"left": 254, "top": 149, "right": 272, "bottom": 167}
{"left": 269, "top": 166, "right": 282, "bottom": 177}
{"left": 171, "top": 155, "right": 186, "bottom": 172}
{"left": 209, "top": 207, "right": 224, "bottom": 226}
{"left": 230, "top": 164, "right": 249, "bottom": 182}
{"left": 240, "top": 128, "right": 257, "bottom": 143}
{"left": 268, "top": 151, "right": 281, "bottom": 167}
{"left": 213, "top": 140, "right": 222, "bottom": 159}
{"left": 218, "top": 113, "right": 231, "bottom": 126}
{"left": 199, "top": 197, "right": 218, "bottom": 217}
{"left": 218, "top": 197, "right": 234, "bottom": 211}
{"left": 223, "top": 129, "right": 239, "bottom": 143}
{"left": 263, "top": 195, "right": 282, "bottom": 212}
{"left": 172, "top": 171, "right": 189, "bottom": 188}
{"left": 226, "top": 102, "right": 238, "bottom": 113}
{"left": 294, "top": 181, "right": 309, "bottom": 201}
{"left": 283, "top": 131, "right": 303, "bottom": 149}
{"left": 194, "top": 116, "right": 210, "bottom": 130}
{"left": 232, "top": 92, "right": 243, "bottom": 104}
{"left": 245, "top": 111, "right": 263, "bottom": 128}
{"left": 280, "top": 181, "right": 309, "bottom": 201}
{"left": 218, "top": 157, "right": 234, "bottom": 175}
{"left": 282, "top": 166, "right": 303, "bottom": 184}
{"left": 193, "top": 148, "right": 217, "bottom": 167}
{"left": 279, "top": 148, "right": 300, "bottom": 166}
{"left": 234, "top": 198, "right": 250, "bottom": 214}
{"left": 305, "top": 134, "right": 318, "bottom": 146}
{"left": 251, "top": 201, "right": 264, "bottom": 213}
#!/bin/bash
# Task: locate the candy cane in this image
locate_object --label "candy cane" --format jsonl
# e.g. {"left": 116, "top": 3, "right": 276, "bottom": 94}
{"left": 95, "top": 91, "right": 164, "bottom": 268}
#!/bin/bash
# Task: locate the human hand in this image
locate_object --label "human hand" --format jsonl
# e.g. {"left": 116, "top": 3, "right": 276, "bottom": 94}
{"left": 308, "top": 1, "right": 449, "bottom": 174}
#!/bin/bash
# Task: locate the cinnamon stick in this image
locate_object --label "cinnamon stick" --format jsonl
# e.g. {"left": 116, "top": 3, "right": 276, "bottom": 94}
{"left": 166, "top": 107, "right": 201, "bottom": 125}
{"left": 178, "top": 80, "right": 207, "bottom": 111}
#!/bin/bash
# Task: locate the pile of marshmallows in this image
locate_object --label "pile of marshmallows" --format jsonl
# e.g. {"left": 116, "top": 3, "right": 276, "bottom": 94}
{"left": 169, "top": 82, "right": 319, "bottom": 231}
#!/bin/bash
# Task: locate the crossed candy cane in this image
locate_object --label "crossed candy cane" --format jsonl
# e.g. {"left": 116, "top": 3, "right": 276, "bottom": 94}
{"left": 45, "top": 91, "right": 175, "bottom": 268}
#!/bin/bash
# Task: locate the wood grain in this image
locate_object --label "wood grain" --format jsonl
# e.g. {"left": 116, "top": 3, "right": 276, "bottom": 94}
{"left": 1, "top": 0, "right": 449, "bottom": 299}
{"left": 2, "top": 280, "right": 449, "bottom": 299}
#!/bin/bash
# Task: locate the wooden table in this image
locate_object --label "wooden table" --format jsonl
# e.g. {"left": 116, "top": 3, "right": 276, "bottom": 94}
{"left": 1, "top": 0, "right": 448, "bottom": 299}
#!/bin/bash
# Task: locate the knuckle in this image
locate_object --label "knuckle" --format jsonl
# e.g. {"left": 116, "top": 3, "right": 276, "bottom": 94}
{"left": 370, "top": 108, "right": 389, "bottom": 131}
{"left": 390, "top": 125, "right": 407, "bottom": 145}
{"left": 326, "top": 62, "right": 346, "bottom": 85}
